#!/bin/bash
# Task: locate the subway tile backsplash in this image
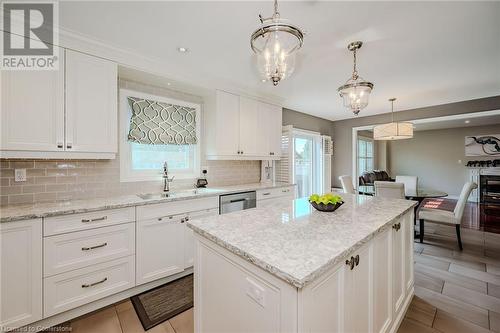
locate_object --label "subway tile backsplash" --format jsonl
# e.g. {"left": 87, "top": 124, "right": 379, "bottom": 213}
{"left": 0, "top": 157, "right": 261, "bottom": 205}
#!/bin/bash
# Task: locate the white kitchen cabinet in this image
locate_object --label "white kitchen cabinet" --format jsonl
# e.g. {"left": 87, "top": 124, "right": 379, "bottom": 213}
{"left": 65, "top": 50, "right": 118, "bottom": 154}
{"left": 44, "top": 256, "right": 135, "bottom": 317}
{"left": 0, "top": 47, "right": 64, "bottom": 153}
{"left": 194, "top": 208, "right": 415, "bottom": 333}
{"left": 373, "top": 228, "right": 393, "bottom": 333}
{"left": 403, "top": 213, "right": 414, "bottom": 294}
{"left": 136, "top": 215, "right": 185, "bottom": 285}
{"left": 239, "top": 96, "right": 260, "bottom": 156}
{"left": 206, "top": 90, "right": 282, "bottom": 160}
{"left": 392, "top": 217, "right": 406, "bottom": 315}
{"left": 184, "top": 208, "right": 219, "bottom": 269}
{"left": 344, "top": 243, "right": 372, "bottom": 333}
{"left": 209, "top": 90, "right": 240, "bottom": 157}
{"left": 263, "top": 102, "right": 283, "bottom": 157}
{"left": 256, "top": 186, "right": 295, "bottom": 206}
{"left": 0, "top": 46, "right": 117, "bottom": 159}
{"left": 0, "top": 219, "right": 42, "bottom": 330}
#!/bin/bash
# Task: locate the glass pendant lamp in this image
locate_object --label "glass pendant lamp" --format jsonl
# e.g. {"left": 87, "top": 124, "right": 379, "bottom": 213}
{"left": 251, "top": 0, "right": 304, "bottom": 86}
{"left": 338, "top": 41, "right": 374, "bottom": 115}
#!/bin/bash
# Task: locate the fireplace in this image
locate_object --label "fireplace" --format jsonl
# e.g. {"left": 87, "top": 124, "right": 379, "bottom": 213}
{"left": 480, "top": 174, "right": 500, "bottom": 205}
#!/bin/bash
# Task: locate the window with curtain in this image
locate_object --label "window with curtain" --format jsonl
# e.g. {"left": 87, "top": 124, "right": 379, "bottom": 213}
{"left": 358, "top": 137, "right": 374, "bottom": 176}
{"left": 119, "top": 89, "right": 201, "bottom": 182}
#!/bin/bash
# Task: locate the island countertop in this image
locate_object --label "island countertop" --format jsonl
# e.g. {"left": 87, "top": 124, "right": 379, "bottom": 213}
{"left": 187, "top": 194, "right": 417, "bottom": 288}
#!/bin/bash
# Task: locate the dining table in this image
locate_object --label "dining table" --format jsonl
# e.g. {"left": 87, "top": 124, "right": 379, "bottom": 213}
{"left": 358, "top": 185, "right": 448, "bottom": 238}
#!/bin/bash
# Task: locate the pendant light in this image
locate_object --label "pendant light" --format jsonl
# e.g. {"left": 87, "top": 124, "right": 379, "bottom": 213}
{"left": 373, "top": 98, "right": 414, "bottom": 140}
{"left": 250, "top": 0, "right": 304, "bottom": 86}
{"left": 338, "top": 41, "right": 374, "bottom": 115}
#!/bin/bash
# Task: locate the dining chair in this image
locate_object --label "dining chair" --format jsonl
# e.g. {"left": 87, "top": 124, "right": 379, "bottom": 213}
{"left": 417, "top": 182, "right": 477, "bottom": 250}
{"left": 339, "top": 175, "right": 355, "bottom": 194}
{"left": 374, "top": 181, "right": 405, "bottom": 199}
{"left": 395, "top": 175, "right": 418, "bottom": 197}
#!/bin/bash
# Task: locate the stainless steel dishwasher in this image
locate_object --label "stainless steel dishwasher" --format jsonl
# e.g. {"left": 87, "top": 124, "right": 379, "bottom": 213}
{"left": 219, "top": 191, "right": 257, "bottom": 214}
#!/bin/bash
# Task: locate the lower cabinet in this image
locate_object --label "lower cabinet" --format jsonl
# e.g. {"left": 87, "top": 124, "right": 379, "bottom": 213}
{"left": 0, "top": 219, "right": 43, "bottom": 330}
{"left": 184, "top": 208, "right": 219, "bottom": 269}
{"left": 344, "top": 243, "right": 372, "bottom": 333}
{"left": 44, "top": 256, "right": 135, "bottom": 317}
{"left": 373, "top": 228, "right": 393, "bottom": 333}
{"left": 136, "top": 215, "right": 185, "bottom": 285}
{"left": 393, "top": 216, "right": 406, "bottom": 315}
{"left": 194, "top": 209, "right": 415, "bottom": 333}
{"left": 136, "top": 206, "right": 219, "bottom": 285}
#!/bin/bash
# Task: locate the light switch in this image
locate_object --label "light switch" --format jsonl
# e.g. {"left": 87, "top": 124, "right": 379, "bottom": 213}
{"left": 245, "top": 277, "right": 266, "bottom": 307}
{"left": 14, "top": 169, "right": 27, "bottom": 182}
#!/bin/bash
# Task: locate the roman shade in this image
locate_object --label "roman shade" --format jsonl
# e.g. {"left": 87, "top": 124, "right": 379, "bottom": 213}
{"left": 127, "top": 96, "right": 197, "bottom": 145}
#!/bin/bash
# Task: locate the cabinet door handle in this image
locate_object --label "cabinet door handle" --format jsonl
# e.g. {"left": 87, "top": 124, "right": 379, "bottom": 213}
{"left": 81, "top": 277, "right": 107, "bottom": 288}
{"left": 67, "top": 143, "right": 73, "bottom": 149}
{"left": 354, "top": 255, "right": 360, "bottom": 266}
{"left": 158, "top": 215, "right": 174, "bottom": 222}
{"left": 57, "top": 143, "right": 63, "bottom": 149}
{"left": 82, "top": 242, "right": 108, "bottom": 251}
{"left": 262, "top": 192, "right": 271, "bottom": 196}
{"left": 392, "top": 223, "right": 401, "bottom": 231}
{"left": 81, "top": 216, "right": 108, "bottom": 223}
{"left": 346, "top": 256, "right": 355, "bottom": 270}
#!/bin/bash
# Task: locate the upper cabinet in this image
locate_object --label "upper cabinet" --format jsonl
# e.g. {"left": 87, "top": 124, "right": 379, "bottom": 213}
{"left": 206, "top": 90, "right": 282, "bottom": 160}
{"left": 65, "top": 50, "right": 117, "bottom": 154}
{"left": 0, "top": 47, "right": 118, "bottom": 159}
{"left": 0, "top": 48, "right": 65, "bottom": 153}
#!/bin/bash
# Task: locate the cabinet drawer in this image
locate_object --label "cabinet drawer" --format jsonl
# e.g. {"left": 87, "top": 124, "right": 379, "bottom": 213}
{"left": 44, "top": 207, "right": 135, "bottom": 236}
{"left": 257, "top": 186, "right": 294, "bottom": 201}
{"left": 44, "top": 256, "right": 135, "bottom": 317}
{"left": 44, "top": 223, "right": 135, "bottom": 277}
{"left": 136, "top": 197, "right": 218, "bottom": 221}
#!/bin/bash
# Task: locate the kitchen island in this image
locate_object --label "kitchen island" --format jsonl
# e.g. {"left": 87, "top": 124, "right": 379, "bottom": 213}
{"left": 187, "top": 194, "right": 417, "bottom": 333}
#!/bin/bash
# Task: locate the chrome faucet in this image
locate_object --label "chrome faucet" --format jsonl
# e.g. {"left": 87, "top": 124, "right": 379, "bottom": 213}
{"left": 163, "top": 162, "right": 175, "bottom": 192}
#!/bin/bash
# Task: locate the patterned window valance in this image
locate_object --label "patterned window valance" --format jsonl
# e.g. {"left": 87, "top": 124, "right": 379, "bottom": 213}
{"left": 127, "top": 96, "right": 197, "bottom": 145}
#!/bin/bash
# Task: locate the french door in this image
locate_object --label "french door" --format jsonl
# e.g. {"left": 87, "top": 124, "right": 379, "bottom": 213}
{"left": 293, "top": 130, "right": 323, "bottom": 198}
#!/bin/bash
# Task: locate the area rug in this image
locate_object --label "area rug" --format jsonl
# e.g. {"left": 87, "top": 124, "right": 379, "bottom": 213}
{"left": 131, "top": 274, "right": 193, "bottom": 330}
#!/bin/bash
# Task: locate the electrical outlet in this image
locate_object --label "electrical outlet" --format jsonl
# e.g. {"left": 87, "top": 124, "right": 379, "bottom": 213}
{"left": 14, "top": 169, "right": 27, "bottom": 182}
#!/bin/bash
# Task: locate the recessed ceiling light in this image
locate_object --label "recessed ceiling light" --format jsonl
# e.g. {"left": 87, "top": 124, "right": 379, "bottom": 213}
{"left": 167, "top": 82, "right": 171, "bottom": 86}
{"left": 177, "top": 47, "right": 189, "bottom": 53}
{"left": 465, "top": 120, "right": 470, "bottom": 124}
{"left": 261, "top": 79, "right": 267, "bottom": 83}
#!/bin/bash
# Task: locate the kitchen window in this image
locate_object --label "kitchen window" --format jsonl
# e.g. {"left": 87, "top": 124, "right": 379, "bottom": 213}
{"left": 119, "top": 89, "right": 201, "bottom": 182}
{"left": 358, "top": 137, "right": 374, "bottom": 176}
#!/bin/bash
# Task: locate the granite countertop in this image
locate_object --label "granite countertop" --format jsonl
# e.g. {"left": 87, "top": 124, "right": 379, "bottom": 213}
{"left": 0, "top": 182, "right": 293, "bottom": 223}
{"left": 187, "top": 194, "right": 417, "bottom": 289}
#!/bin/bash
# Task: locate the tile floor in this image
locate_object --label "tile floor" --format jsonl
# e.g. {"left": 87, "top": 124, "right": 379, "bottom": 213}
{"left": 46, "top": 223, "right": 500, "bottom": 333}
{"left": 54, "top": 300, "right": 193, "bottom": 333}
{"left": 398, "top": 226, "right": 500, "bottom": 333}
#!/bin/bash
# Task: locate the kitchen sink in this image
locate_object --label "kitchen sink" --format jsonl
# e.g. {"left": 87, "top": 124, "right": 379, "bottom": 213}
{"left": 136, "top": 188, "right": 224, "bottom": 200}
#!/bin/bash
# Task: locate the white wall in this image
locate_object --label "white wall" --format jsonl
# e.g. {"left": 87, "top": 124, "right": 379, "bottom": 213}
{"left": 387, "top": 124, "right": 499, "bottom": 197}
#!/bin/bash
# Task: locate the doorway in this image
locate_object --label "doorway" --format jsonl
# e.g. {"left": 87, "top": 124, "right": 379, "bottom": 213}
{"left": 293, "top": 130, "right": 323, "bottom": 197}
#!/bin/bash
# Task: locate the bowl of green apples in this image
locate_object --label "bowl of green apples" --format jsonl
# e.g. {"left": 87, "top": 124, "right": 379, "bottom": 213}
{"left": 308, "top": 193, "right": 344, "bottom": 212}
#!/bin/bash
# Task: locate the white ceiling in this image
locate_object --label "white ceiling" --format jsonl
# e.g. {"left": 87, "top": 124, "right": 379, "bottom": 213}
{"left": 59, "top": 1, "right": 500, "bottom": 121}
